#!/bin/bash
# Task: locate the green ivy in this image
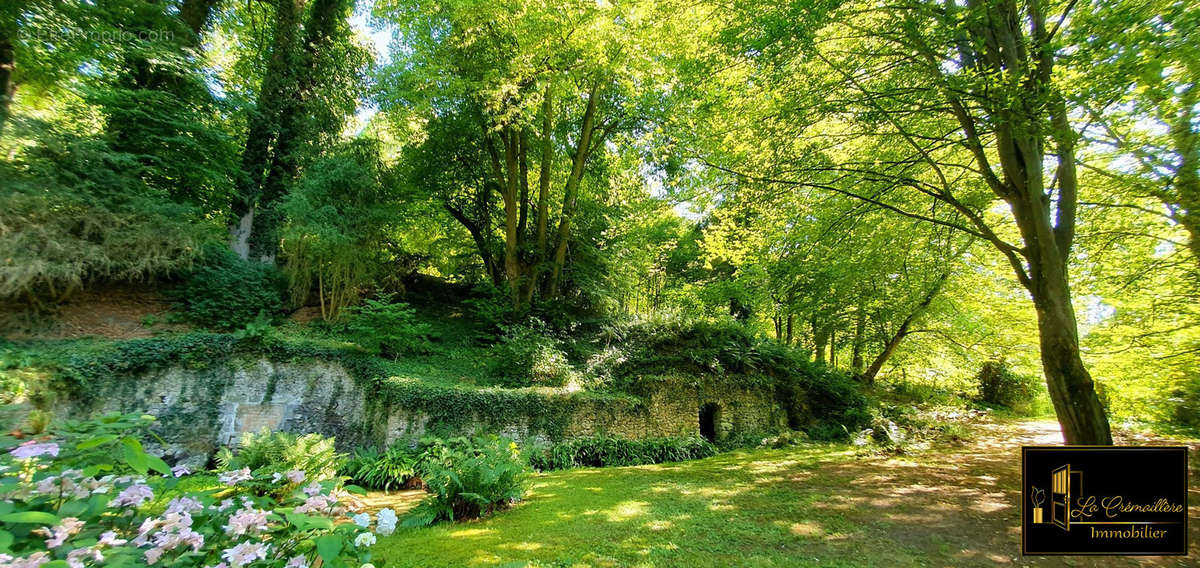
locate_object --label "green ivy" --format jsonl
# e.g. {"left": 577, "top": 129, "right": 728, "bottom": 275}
{"left": 7, "top": 333, "right": 645, "bottom": 444}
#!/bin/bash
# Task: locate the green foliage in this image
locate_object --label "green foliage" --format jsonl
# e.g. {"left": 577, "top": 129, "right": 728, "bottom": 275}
{"left": 0, "top": 412, "right": 372, "bottom": 568}
{"left": 593, "top": 316, "right": 870, "bottom": 440}
{"left": 404, "top": 436, "right": 528, "bottom": 526}
{"left": 1167, "top": 376, "right": 1200, "bottom": 433}
{"left": 788, "top": 363, "right": 872, "bottom": 441}
{"left": 0, "top": 125, "right": 216, "bottom": 304}
{"left": 215, "top": 428, "right": 345, "bottom": 481}
{"left": 280, "top": 139, "right": 400, "bottom": 319}
{"left": 341, "top": 445, "right": 423, "bottom": 491}
{"left": 592, "top": 316, "right": 793, "bottom": 382}
{"left": 342, "top": 295, "right": 434, "bottom": 358}
{"left": 491, "top": 320, "right": 575, "bottom": 387}
{"left": 526, "top": 435, "right": 716, "bottom": 471}
{"left": 975, "top": 361, "right": 1043, "bottom": 415}
{"left": 168, "top": 245, "right": 287, "bottom": 330}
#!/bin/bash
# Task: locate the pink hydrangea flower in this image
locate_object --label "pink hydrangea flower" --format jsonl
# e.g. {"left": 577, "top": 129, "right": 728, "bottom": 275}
{"left": 284, "top": 556, "right": 307, "bottom": 568}
{"left": 218, "top": 468, "right": 252, "bottom": 485}
{"left": 140, "top": 513, "right": 204, "bottom": 565}
{"left": 0, "top": 551, "right": 51, "bottom": 568}
{"left": 302, "top": 482, "right": 323, "bottom": 496}
{"left": 165, "top": 496, "right": 204, "bottom": 515}
{"left": 10, "top": 442, "right": 59, "bottom": 459}
{"left": 171, "top": 465, "right": 191, "bottom": 478}
{"left": 286, "top": 470, "right": 305, "bottom": 484}
{"left": 224, "top": 507, "right": 269, "bottom": 536}
{"left": 221, "top": 542, "right": 269, "bottom": 568}
{"left": 35, "top": 517, "right": 85, "bottom": 548}
{"left": 66, "top": 547, "right": 103, "bottom": 568}
{"left": 99, "top": 531, "right": 128, "bottom": 547}
{"left": 293, "top": 494, "right": 335, "bottom": 514}
{"left": 112, "top": 483, "right": 154, "bottom": 507}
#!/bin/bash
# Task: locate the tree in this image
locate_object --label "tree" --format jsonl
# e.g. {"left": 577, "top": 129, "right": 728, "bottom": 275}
{"left": 693, "top": 0, "right": 1114, "bottom": 443}
{"left": 230, "top": 0, "right": 367, "bottom": 262}
{"left": 376, "top": 0, "right": 696, "bottom": 309}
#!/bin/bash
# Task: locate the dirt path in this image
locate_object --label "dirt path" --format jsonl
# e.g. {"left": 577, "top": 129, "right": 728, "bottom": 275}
{"left": 816, "top": 419, "right": 1198, "bottom": 567}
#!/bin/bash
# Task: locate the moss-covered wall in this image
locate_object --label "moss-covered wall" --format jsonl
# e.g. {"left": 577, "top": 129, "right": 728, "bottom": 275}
{"left": 59, "top": 357, "right": 787, "bottom": 465}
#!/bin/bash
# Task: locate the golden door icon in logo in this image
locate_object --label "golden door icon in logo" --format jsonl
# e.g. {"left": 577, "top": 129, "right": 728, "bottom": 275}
{"left": 1051, "top": 464, "right": 1070, "bottom": 529}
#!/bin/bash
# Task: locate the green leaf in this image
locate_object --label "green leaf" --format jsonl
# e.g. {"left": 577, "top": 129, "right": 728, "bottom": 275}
{"left": 315, "top": 534, "right": 342, "bottom": 565}
{"left": 343, "top": 484, "right": 367, "bottom": 496}
{"left": 307, "top": 516, "right": 333, "bottom": 530}
{"left": 59, "top": 500, "right": 88, "bottom": 517}
{"left": 122, "top": 437, "right": 148, "bottom": 475}
{"left": 0, "top": 511, "right": 61, "bottom": 525}
{"left": 285, "top": 513, "right": 307, "bottom": 530}
{"left": 76, "top": 435, "right": 117, "bottom": 450}
{"left": 146, "top": 454, "right": 172, "bottom": 476}
{"left": 0, "top": 530, "right": 13, "bottom": 552}
{"left": 286, "top": 512, "right": 333, "bottom": 531}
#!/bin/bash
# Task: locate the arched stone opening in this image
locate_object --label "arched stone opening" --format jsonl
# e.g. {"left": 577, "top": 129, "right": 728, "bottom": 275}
{"left": 699, "top": 402, "right": 720, "bottom": 442}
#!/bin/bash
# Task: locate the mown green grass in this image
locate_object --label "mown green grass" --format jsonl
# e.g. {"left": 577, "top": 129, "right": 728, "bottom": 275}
{"left": 372, "top": 444, "right": 947, "bottom": 568}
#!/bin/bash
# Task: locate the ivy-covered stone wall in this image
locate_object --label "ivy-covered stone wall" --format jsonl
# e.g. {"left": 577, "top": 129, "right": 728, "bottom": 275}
{"left": 59, "top": 356, "right": 788, "bottom": 466}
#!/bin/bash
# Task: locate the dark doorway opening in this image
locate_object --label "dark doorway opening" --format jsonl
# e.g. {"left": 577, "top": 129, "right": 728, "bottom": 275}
{"left": 699, "top": 403, "right": 719, "bottom": 442}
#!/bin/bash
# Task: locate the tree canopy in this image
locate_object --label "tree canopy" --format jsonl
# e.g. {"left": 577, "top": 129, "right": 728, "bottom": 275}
{"left": 2, "top": 0, "right": 1197, "bottom": 442}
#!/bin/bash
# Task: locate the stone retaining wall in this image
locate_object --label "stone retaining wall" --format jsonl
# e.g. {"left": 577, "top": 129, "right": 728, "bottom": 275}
{"left": 61, "top": 358, "right": 788, "bottom": 466}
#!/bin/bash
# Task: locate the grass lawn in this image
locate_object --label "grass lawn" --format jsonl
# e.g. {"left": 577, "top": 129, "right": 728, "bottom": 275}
{"left": 370, "top": 421, "right": 1199, "bottom": 568}
{"left": 373, "top": 444, "right": 872, "bottom": 568}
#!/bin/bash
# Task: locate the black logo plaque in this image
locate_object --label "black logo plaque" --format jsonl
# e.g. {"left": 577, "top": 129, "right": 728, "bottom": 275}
{"left": 1022, "top": 446, "right": 1189, "bottom": 556}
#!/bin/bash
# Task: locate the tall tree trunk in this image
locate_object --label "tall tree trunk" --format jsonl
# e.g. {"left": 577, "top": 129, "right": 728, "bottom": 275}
{"left": 828, "top": 327, "right": 836, "bottom": 368}
{"left": 939, "top": 0, "right": 1113, "bottom": 444}
{"left": 523, "top": 85, "right": 555, "bottom": 306}
{"left": 179, "top": 0, "right": 219, "bottom": 38}
{"left": 0, "top": 32, "right": 13, "bottom": 133}
{"left": 230, "top": 0, "right": 304, "bottom": 260}
{"left": 501, "top": 126, "right": 522, "bottom": 307}
{"left": 851, "top": 305, "right": 867, "bottom": 375}
{"left": 518, "top": 129, "right": 530, "bottom": 241}
{"left": 547, "top": 83, "right": 600, "bottom": 297}
{"left": 253, "top": 0, "right": 351, "bottom": 263}
{"left": 812, "top": 318, "right": 828, "bottom": 364}
{"left": 785, "top": 313, "right": 794, "bottom": 345}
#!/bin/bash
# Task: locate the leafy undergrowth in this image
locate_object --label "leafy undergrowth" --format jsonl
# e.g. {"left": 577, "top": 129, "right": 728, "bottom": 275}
{"left": 368, "top": 420, "right": 1200, "bottom": 568}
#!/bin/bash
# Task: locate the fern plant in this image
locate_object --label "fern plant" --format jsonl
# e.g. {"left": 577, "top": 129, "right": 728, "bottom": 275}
{"left": 527, "top": 435, "right": 717, "bottom": 471}
{"left": 217, "top": 429, "right": 346, "bottom": 481}
{"left": 403, "top": 436, "right": 528, "bottom": 526}
{"left": 341, "top": 446, "right": 422, "bottom": 491}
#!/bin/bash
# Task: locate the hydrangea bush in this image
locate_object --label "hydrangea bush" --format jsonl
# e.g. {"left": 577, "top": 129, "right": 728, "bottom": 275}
{"left": 0, "top": 414, "right": 397, "bottom": 568}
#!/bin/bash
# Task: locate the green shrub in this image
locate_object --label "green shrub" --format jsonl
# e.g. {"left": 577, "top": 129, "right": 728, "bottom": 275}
{"left": 404, "top": 436, "right": 528, "bottom": 526}
{"left": 342, "top": 445, "right": 423, "bottom": 491}
{"left": 975, "top": 361, "right": 1042, "bottom": 414}
{"left": 789, "top": 361, "right": 872, "bottom": 441}
{"left": 0, "top": 129, "right": 216, "bottom": 303}
{"left": 343, "top": 295, "right": 434, "bottom": 358}
{"left": 168, "top": 244, "right": 286, "bottom": 330}
{"left": 526, "top": 435, "right": 717, "bottom": 471}
{"left": 216, "top": 428, "right": 345, "bottom": 481}
{"left": 491, "top": 320, "right": 575, "bottom": 387}
{"left": 593, "top": 316, "right": 770, "bottom": 380}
